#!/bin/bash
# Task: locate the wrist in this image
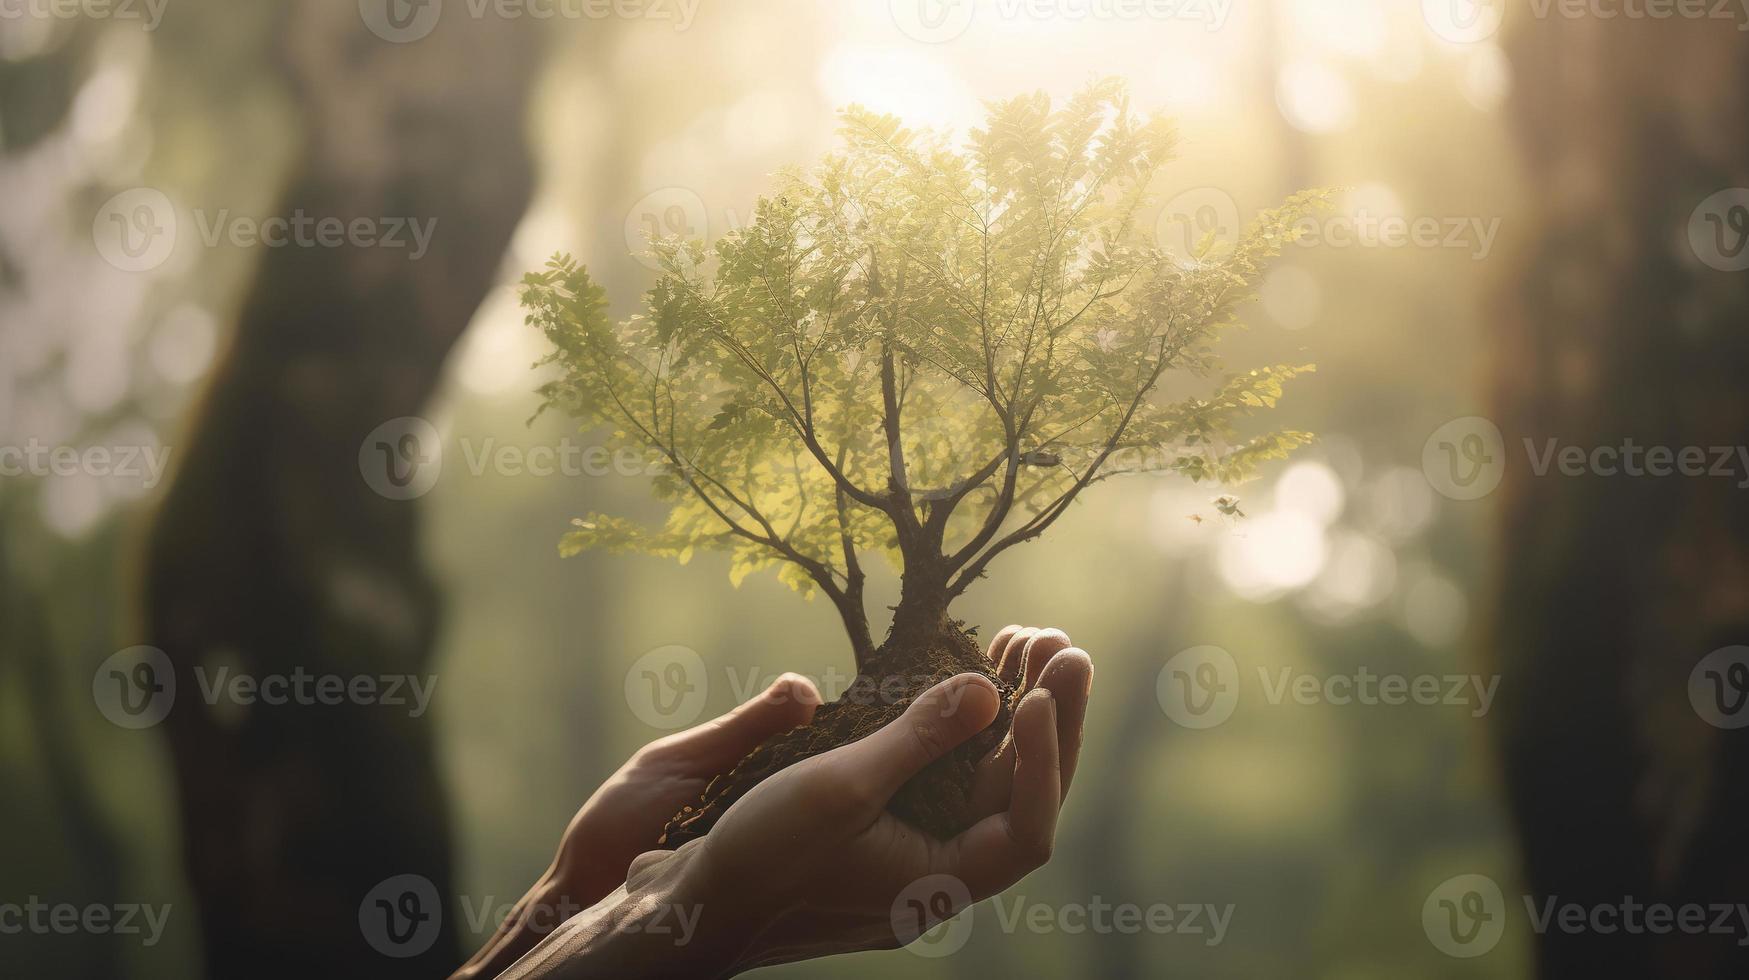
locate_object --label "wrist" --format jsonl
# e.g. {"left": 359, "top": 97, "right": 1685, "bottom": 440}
{"left": 569, "top": 846, "right": 770, "bottom": 980}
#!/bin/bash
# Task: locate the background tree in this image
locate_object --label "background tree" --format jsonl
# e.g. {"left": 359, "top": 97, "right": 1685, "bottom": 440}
{"left": 140, "top": 7, "right": 542, "bottom": 975}
{"left": 1494, "top": 12, "right": 1749, "bottom": 979}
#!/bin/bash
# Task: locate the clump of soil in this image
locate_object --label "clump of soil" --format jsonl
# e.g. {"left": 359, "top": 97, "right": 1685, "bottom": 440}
{"left": 659, "top": 621, "right": 1013, "bottom": 847}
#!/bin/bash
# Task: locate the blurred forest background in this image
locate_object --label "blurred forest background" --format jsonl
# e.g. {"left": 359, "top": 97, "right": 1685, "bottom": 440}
{"left": 4, "top": 1, "right": 1747, "bottom": 977}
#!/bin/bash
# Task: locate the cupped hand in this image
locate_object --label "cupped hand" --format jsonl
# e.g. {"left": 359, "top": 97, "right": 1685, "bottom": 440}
{"left": 452, "top": 672, "right": 823, "bottom": 979}
{"left": 634, "top": 627, "right": 1094, "bottom": 972}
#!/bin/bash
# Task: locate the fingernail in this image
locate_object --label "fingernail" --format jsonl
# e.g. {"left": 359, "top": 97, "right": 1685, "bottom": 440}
{"left": 775, "top": 672, "right": 821, "bottom": 706}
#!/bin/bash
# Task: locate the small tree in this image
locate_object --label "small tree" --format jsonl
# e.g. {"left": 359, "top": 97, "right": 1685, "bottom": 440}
{"left": 523, "top": 79, "right": 1317, "bottom": 841}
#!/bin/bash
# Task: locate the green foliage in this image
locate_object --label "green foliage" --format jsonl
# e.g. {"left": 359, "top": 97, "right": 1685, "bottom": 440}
{"left": 524, "top": 78, "right": 1321, "bottom": 614}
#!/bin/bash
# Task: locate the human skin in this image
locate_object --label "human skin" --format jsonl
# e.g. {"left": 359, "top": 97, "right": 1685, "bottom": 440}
{"left": 453, "top": 625, "right": 1093, "bottom": 979}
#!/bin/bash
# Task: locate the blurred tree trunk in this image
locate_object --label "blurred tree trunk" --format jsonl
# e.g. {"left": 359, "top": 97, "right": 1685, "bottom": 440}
{"left": 1496, "top": 15, "right": 1749, "bottom": 977}
{"left": 141, "top": 7, "right": 539, "bottom": 976}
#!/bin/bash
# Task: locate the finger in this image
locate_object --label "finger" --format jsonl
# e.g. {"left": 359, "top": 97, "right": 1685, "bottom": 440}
{"left": 939, "top": 688, "right": 1060, "bottom": 898}
{"left": 625, "top": 846, "right": 680, "bottom": 888}
{"left": 1007, "top": 689, "right": 1061, "bottom": 857}
{"left": 844, "top": 673, "right": 1000, "bottom": 801}
{"left": 978, "top": 633, "right": 1075, "bottom": 808}
{"left": 672, "top": 673, "right": 821, "bottom": 771}
{"left": 966, "top": 737, "right": 1016, "bottom": 818}
{"left": 986, "top": 632, "right": 1075, "bottom": 760}
{"left": 985, "top": 624, "right": 1026, "bottom": 675}
{"left": 1035, "top": 647, "right": 1092, "bottom": 797}
{"left": 1018, "top": 628, "right": 1072, "bottom": 693}
{"left": 995, "top": 627, "right": 1038, "bottom": 682}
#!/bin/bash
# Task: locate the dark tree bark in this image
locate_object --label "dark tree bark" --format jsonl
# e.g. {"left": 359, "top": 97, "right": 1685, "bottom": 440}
{"left": 141, "top": 7, "right": 540, "bottom": 975}
{"left": 1495, "top": 15, "right": 1749, "bottom": 978}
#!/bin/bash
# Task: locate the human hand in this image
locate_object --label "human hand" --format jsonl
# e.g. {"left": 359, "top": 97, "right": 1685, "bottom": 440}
{"left": 452, "top": 672, "right": 824, "bottom": 979}
{"left": 474, "top": 626, "right": 1091, "bottom": 979}
{"left": 584, "top": 623, "right": 1091, "bottom": 973}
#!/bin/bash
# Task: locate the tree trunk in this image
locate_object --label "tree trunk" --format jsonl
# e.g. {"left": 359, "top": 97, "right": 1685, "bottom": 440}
{"left": 1495, "top": 15, "right": 1749, "bottom": 977}
{"left": 140, "top": 7, "right": 540, "bottom": 975}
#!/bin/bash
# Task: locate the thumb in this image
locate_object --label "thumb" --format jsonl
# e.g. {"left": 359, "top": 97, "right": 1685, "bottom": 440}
{"left": 846, "top": 673, "right": 1000, "bottom": 801}
{"left": 678, "top": 673, "right": 822, "bottom": 771}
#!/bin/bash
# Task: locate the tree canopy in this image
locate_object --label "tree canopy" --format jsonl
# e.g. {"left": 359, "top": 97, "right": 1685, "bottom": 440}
{"left": 522, "top": 78, "right": 1319, "bottom": 662}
